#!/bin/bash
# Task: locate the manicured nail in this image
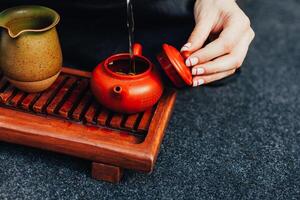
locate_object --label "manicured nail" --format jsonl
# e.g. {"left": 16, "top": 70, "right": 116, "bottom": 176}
{"left": 192, "top": 68, "right": 204, "bottom": 75}
{"left": 192, "top": 68, "right": 197, "bottom": 75}
{"left": 198, "top": 79, "right": 204, "bottom": 86}
{"left": 193, "top": 80, "right": 198, "bottom": 87}
{"left": 193, "top": 79, "right": 204, "bottom": 87}
{"left": 186, "top": 57, "right": 199, "bottom": 67}
{"left": 181, "top": 43, "right": 192, "bottom": 52}
{"left": 197, "top": 68, "right": 204, "bottom": 75}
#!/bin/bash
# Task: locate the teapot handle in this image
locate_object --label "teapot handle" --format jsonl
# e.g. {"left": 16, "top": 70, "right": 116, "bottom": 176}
{"left": 133, "top": 43, "right": 142, "bottom": 56}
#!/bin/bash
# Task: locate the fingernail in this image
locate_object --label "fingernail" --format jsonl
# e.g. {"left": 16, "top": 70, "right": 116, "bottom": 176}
{"left": 192, "top": 68, "right": 197, "bottom": 75}
{"left": 193, "top": 80, "right": 198, "bottom": 87}
{"left": 197, "top": 68, "right": 204, "bottom": 75}
{"left": 181, "top": 43, "right": 192, "bottom": 52}
{"left": 193, "top": 79, "right": 204, "bottom": 87}
{"left": 186, "top": 57, "right": 199, "bottom": 67}
{"left": 197, "top": 79, "right": 204, "bottom": 86}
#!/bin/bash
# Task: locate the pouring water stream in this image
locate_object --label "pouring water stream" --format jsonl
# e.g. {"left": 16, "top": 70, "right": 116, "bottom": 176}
{"left": 126, "top": 0, "right": 136, "bottom": 74}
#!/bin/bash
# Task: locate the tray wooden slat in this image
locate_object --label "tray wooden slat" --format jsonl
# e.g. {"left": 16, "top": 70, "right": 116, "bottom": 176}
{"left": 110, "top": 113, "right": 124, "bottom": 129}
{"left": 85, "top": 101, "right": 99, "bottom": 124}
{"left": 124, "top": 113, "right": 140, "bottom": 130}
{"left": 58, "top": 79, "right": 89, "bottom": 118}
{"left": 97, "top": 107, "right": 110, "bottom": 126}
{"left": 137, "top": 107, "right": 155, "bottom": 132}
{"left": 21, "top": 93, "right": 39, "bottom": 110}
{"left": 71, "top": 90, "right": 93, "bottom": 121}
{"left": 0, "top": 85, "right": 15, "bottom": 103}
{"left": 33, "top": 75, "right": 66, "bottom": 113}
{"left": 9, "top": 90, "right": 25, "bottom": 107}
{"left": 46, "top": 77, "right": 77, "bottom": 114}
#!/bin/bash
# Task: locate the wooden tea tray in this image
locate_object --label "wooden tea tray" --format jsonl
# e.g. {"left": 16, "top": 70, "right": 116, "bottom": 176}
{"left": 0, "top": 67, "right": 176, "bottom": 183}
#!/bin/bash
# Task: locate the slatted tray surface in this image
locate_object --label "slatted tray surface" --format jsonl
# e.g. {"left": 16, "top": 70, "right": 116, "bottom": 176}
{"left": 0, "top": 67, "right": 177, "bottom": 174}
{"left": 0, "top": 68, "right": 155, "bottom": 139}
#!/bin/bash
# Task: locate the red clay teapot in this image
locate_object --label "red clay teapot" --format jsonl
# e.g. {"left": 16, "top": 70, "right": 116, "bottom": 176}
{"left": 91, "top": 43, "right": 164, "bottom": 114}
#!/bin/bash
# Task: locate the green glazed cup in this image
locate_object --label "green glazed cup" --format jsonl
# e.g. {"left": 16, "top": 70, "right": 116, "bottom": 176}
{"left": 0, "top": 5, "right": 62, "bottom": 93}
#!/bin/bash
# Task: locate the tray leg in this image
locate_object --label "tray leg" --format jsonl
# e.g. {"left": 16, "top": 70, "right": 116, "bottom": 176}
{"left": 91, "top": 162, "right": 124, "bottom": 183}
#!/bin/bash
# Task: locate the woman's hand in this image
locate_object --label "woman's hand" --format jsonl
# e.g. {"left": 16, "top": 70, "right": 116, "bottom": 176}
{"left": 181, "top": 0, "right": 255, "bottom": 87}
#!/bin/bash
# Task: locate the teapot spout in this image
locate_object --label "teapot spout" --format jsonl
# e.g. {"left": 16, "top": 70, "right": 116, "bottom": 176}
{"left": 112, "top": 85, "right": 128, "bottom": 100}
{"left": 113, "top": 86, "right": 123, "bottom": 96}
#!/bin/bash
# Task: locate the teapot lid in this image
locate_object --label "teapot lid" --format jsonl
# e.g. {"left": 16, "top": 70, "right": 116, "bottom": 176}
{"left": 157, "top": 44, "right": 193, "bottom": 88}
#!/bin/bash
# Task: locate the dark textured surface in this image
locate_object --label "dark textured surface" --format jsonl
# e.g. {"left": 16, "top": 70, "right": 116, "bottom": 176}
{"left": 1, "top": 0, "right": 300, "bottom": 199}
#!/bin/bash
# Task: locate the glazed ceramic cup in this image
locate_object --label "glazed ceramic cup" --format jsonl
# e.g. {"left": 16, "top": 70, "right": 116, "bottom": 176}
{"left": 0, "top": 5, "right": 62, "bottom": 93}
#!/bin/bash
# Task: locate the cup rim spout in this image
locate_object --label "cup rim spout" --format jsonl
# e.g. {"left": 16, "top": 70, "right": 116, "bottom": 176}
{"left": 0, "top": 5, "right": 60, "bottom": 38}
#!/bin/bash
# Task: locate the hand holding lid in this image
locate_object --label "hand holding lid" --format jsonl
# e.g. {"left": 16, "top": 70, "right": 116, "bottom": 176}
{"left": 157, "top": 44, "right": 193, "bottom": 88}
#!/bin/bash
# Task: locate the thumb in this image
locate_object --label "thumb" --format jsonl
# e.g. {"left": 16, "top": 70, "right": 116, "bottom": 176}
{"left": 181, "top": 20, "right": 214, "bottom": 53}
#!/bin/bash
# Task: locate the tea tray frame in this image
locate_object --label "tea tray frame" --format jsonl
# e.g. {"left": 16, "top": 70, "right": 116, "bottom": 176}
{"left": 0, "top": 67, "right": 176, "bottom": 183}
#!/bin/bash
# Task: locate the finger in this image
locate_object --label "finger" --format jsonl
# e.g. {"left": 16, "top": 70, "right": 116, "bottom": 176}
{"left": 181, "top": 17, "right": 214, "bottom": 52}
{"left": 191, "top": 55, "right": 237, "bottom": 75}
{"left": 192, "top": 69, "right": 236, "bottom": 87}
{"left": 191, "top": 28, "right": 255, "bottom": 75}
{"left": 186, "top": 14, "right": 249, "bottom": 67}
